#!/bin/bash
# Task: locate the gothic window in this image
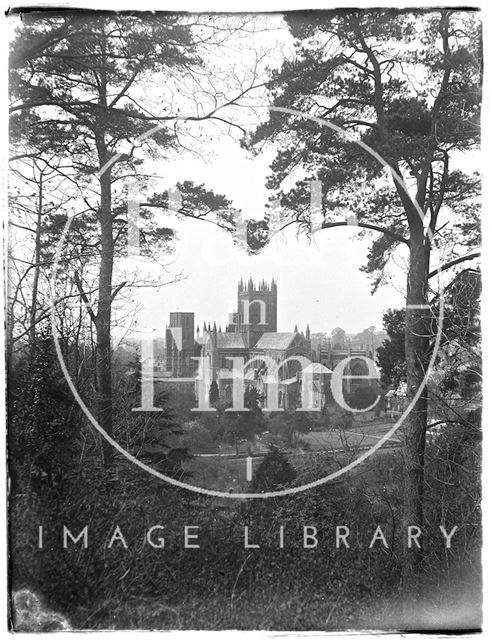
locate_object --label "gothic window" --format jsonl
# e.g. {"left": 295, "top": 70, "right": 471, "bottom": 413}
{"left": 351, "top": 361, "right": 368, "bottom": 386}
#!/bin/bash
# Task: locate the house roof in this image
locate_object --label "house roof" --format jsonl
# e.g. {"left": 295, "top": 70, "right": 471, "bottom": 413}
{"left": 253, "top": 332, "right": 298, "bottom": 351}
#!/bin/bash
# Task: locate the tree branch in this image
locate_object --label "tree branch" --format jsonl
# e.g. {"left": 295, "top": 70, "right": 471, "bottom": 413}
{"left": 73, "top": 271, "right": 97, "bottom": 325}
{"left": 110, "top": 280, "right": 128, "bottom": 302}
{"left": 321, "top": 220, "right": 409, "bottom": 246}
{"left": 428, "top": 250, "right": 481, "bottom": 279}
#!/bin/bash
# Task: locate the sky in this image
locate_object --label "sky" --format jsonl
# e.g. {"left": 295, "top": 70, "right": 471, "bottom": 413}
{"left": 110, "top": 12, "right": 480, "bottom": 342}
{"left": 12, "top": 11, "right": 477, "bottom": 345}
{"left": 116, "top": 137, "right": 407, "bottom": 339}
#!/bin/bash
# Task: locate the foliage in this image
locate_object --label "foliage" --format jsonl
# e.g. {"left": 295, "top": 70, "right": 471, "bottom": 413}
{"left": 9, "top": 12, "right": 249, "bottom": 469}
{"left": 433, "top": 269, "right": 481, "bottom": 401}
{"left": 244, "top": 12, "right": 482, "bottom": 579}
{"left": 224, "top": 388, "right": 266, "bottom": 446}
{"left": 10, "top": 15, "right": 198, "bottom": 152}
{"left": 251, "top": 446, "right": 296, "bottom": 492}
{"left": 377, "top": 268, "right": 481, "bottom": 404}
{"left": 180, "top": 421, "right": 215, "bottom": 454}
{"left": 246, "top": 10, "right": 481, "bottom": 281}
{"left": 268, "top": 411, "right": 314, "bottom": 447}
{"left": 9, "top": 372, "right": 481, "bottom": 631}
{"left": 8, "top": 333, "right": 81, "bottom": 497}
{"left": 208, "top": 380, "right": 219, "bottom": 408}
{"left": 347, "top": 385, "right": 379, "bottom": 411}
{"left": 113, "top": 355, "right": 192, "bottom": 478}
{"left": 376, "top": 308, "right": 406, "bottom": 387}
{"left": 7, "top": 11, "right": 482, "bottom": 631}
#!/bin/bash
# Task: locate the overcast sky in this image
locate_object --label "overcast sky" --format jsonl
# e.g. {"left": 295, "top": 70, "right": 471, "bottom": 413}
{"left": 102, "top": 14, "right": 479, "bottom": 343}
{"left": 118, "top": 137, "right": 407, "bottom": 339}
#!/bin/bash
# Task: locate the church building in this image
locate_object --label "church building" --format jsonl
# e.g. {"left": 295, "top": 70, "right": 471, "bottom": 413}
{"left": 195, "top": 278, "right": 313, "bottom": 408}
{"left": 163, "top": 277, "right": 379, "bottom": 412}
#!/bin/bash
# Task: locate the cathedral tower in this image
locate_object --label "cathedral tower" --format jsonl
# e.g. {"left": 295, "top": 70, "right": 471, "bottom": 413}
{"left": 237, "top": 277, "right": 277, "bottom": 348}
{"left": 165, "top": 311, "right": 195, "bottom": 376}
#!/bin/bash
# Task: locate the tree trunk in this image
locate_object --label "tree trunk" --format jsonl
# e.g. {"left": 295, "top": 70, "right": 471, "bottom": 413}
{"left": 94, "top": 31, "right": 114, "bottom": 468}
{"left": 95, "top": 157, "right": 114, "bottom": 467}
{"left": 402, "top": 229, "right": 431, "bottom": 595}
{"left": 29, "top": 171, "right": 43, "bottom": 353}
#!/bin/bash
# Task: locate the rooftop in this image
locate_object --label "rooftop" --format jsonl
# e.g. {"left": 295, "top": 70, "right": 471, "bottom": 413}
{"left": 252, "top": 332, "right": 299, "bottom": 350}
{"left": 214, "top": 332, "right": 249, "bottom": 350}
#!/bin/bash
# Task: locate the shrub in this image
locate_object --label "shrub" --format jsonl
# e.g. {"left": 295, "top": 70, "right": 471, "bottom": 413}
{"left": 347, "top": 386, "right": 379, "bottom": 411}
{"left": 251, "top": 447, "right": 296, "bottom": 492}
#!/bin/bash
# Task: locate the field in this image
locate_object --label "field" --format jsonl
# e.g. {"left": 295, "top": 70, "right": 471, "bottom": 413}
{"left": 182, "top": 419, "right": 402, "bottom": 493}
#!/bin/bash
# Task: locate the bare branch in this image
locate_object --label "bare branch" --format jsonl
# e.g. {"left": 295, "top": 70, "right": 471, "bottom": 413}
{"left": 428, "top": 250, "right": 481, "bottom": 279}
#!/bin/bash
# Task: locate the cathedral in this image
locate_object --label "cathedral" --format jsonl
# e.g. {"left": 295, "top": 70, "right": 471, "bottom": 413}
{"left": 165, "top": 278, "right": 316, "bottom": 408}
{"left": 163, "top": 277, "right": 382, "bottom": 411}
